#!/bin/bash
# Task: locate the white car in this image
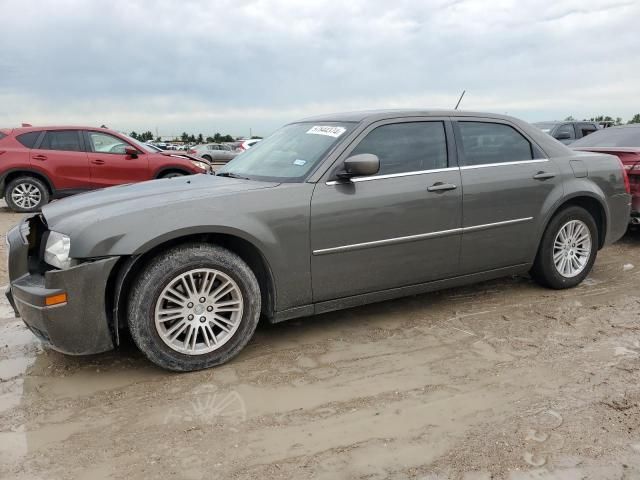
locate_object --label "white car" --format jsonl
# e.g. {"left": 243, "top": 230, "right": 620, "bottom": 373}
{"left": 238, "top": 139, "right": 261, "bottom": 151}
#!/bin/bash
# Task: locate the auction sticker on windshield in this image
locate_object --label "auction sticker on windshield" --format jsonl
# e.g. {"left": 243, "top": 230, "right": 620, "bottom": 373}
{"left": 306, "top": 126, "right": 346, "bottom": 138}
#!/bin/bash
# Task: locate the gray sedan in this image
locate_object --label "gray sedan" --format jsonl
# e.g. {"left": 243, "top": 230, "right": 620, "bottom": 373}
{"left": 6, "top": 110, "right": 631, "bottom": 371}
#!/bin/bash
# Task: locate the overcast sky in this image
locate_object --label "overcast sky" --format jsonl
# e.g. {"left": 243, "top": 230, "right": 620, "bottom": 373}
{"left": 1, "top": 0, "right": 639, "bottom": 137}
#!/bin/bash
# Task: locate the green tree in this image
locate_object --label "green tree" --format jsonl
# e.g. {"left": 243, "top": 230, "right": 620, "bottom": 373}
{"left": 140, "top": 131, "right": 154, "bottom": 142}
{"left": 629, "top": 114, "right": 640, "bottom": 124}
{"left": 197, "top": 133, "right": 204, "bottom": 144}
{"left": 130, "top": 131, "right": 139, "bottom": 140}
{"left": 205, "top": 136, "right": 215, "bottom": 143}
{"left": 564, "top": 116, "right": 575, "bottom": 121}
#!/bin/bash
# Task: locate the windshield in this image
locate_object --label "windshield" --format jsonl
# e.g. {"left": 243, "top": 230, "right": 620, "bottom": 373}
{"left": 216, "top": 122, "right": 355, "bottom": 182}
{"left": 120, "top": 134, "right": 158, "bottom": 153}
{"left": 571, "top": 126, "right": 640, "bottom": 148}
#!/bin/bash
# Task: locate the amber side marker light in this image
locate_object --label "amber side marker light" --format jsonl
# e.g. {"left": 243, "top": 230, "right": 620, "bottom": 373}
{"left": 45, "top": 293, "right": 67, "bottom": 306}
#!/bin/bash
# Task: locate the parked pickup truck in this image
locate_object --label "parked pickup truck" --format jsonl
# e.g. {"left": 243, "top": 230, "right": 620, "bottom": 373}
{"left": 533, "top": 121, "right": 599, "bottom": 145}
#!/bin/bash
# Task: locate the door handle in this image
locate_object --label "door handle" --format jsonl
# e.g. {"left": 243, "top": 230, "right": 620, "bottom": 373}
{"left": 91, "top": 159, "right": 105, "bottom": 165}
{"left": 32, "top": 154, "right": 47, "bottom": 161}
{"left": 533, "top": 171, "right": 555, "bottom": 180}
{"left": 427, "top": 182, "right": 457, "bottom": 192}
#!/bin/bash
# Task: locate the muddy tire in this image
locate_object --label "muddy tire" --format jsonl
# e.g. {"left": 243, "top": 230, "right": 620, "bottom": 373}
{"left": 5, "top": 176, "right": 50, "bottom": 212}
{"left": 530, "top": 206, "right": 598, "bottom": 289}
{"left": 127, "top": 243, "right": 261, "bottom": 371}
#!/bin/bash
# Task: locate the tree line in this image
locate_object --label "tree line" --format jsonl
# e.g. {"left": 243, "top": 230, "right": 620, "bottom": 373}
{"left": 128, "top": 131, "right": 262, "bottom": 144}
{"left": 564, "top": 114, "right": 640, "bottom": 125}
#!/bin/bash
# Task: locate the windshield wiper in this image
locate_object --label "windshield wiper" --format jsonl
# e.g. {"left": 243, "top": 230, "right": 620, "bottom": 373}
{"left": 216, "top": 172, "right": 251, "bottom": 180}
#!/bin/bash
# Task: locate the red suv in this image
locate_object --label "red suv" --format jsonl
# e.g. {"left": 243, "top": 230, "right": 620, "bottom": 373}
{"left": 0, "top": 126, "right": 211, "bottom": 212}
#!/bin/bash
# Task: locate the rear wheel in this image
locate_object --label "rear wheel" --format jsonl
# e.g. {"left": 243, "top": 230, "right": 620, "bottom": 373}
{"left": 5, "top": 176, "right": 50, "bottom": 212}
{"left": 127, "top": 244, "right": 261, "bottom": 371}
{"left": 202, "top": 155, "right": 212, "bottom": 162}
{"left": 530, "top": 206, "right": 597, "bottom": 289}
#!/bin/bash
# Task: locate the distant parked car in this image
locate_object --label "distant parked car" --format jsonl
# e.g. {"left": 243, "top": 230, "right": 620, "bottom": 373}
{"left": 188, "top": 143, "right": 239, "bottom": 164}
{"left": 534, "top": 121, "right": 599, "bottom": 145}
{"left": 0, "top": 126, "right": 211, "bottom": 212}
{"left": 572, "top": 124, "right": 640, "bottom": 223}
{"left": 145, "top": 143, "right": 163, "bottom": 152}
{"left": 238, "top": 139, "right": 261, "bottom": 151}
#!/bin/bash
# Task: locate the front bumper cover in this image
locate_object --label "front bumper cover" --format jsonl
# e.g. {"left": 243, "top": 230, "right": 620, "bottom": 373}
{"left": 6, "top": 220, "right": 119, "bottom": 355}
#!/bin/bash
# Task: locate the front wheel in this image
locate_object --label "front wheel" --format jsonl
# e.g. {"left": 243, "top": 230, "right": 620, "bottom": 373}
{"left": 530, "top": 206, "right": 598, "bottom": 289}
{"left": 127, "top": 244, "right": 261, "bottom": 371}
{"left": 161, "top": 172, "right": 185, "bottom": 179}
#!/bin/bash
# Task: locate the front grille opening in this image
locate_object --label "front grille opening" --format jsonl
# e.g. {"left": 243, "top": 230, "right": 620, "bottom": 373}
{"left": 26, "top": 215, "right": 49, "bottom": 274}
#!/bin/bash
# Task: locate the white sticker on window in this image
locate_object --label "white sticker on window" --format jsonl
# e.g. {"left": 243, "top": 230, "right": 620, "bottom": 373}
{"left": 306, "top": 126, "right": 346, "bottom": 138}
{"left": 293, "top": 159, "right": 307, "bottom": 166}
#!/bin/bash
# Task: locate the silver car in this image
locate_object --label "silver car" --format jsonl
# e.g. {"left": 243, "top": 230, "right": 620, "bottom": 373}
{"left": 6, "top": 110, "right": 631, "bottom": 372}
{"left": 190, "top": 143, "right": 238, "bottom": 164}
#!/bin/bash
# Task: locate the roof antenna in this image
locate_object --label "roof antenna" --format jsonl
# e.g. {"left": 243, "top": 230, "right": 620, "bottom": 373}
{"left": 454, "top": 90, "right": 466, "bottom": 110}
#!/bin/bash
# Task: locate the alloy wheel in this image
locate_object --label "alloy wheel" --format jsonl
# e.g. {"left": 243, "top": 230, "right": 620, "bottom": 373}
{"left": 154, "top": 268, "right": 243, "bottom": 355}
{"left": 11, "top": 183, "right": 42, "bottom": 209}
{"left": 552, "top": 219, "right": 592, "bottom": 278}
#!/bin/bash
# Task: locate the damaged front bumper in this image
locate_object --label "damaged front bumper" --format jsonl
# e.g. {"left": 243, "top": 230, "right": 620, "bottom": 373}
{"left": 6, "top": 218, "right": 119, "bottom": 355}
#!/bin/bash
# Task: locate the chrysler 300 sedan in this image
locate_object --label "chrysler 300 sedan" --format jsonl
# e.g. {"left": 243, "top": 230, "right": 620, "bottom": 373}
{"left": 6, "top": 110, "right": 631, "bottom": 371}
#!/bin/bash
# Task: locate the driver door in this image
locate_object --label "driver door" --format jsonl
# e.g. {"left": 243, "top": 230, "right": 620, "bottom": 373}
{"left": 310, "top": 119, "right": 462, "bottom": 302}
{"left": 84, "top": 130, "right": 150, "bottom": 188}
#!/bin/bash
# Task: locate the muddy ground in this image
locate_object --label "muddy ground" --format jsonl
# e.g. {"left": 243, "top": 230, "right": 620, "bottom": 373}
{"left": 1, "top": 203, "right": 640, "bottom": 480}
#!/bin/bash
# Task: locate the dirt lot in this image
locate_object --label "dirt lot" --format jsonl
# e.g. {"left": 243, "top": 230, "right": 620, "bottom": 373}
{"left": 1, "top": 204, "right": 640, "bottom": 480}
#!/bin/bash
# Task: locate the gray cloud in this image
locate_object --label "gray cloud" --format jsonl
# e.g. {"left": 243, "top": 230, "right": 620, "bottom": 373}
{"left": 1, "top": 0, "right": 639, "bottom": 137}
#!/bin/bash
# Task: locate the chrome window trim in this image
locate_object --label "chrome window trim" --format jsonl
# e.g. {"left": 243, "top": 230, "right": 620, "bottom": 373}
{"left": 325, "top": 166, "right": 459, "bottom": 186}
{"left": 460, "top": 159, "right": 548, "bottom": 170}
{"left": 312, "top": 217, "right": 533, "bottom": 256}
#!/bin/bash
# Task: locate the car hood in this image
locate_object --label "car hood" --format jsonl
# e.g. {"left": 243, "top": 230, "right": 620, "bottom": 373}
{"left": 42, "top": 174, "right": 278, "bottom": 230}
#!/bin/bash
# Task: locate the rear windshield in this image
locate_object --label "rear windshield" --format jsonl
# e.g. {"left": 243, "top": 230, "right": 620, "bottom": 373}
{"left": 16, "top": 131, "right": 42, "bottom": 148}
{"left": 571, "top": 126, "right": 640, "bottom": 148}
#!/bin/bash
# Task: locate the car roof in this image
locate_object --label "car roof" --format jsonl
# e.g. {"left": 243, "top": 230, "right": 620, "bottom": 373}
{"left": 601, "top": 124, "right": 640, "bottom": 130}
{"left": 533, "top": 120, "right": 595, "bottom": 125}
{"left": 5, "top": 126, "right": 116, "bottom": 135}
{"left": 297, "top": 109, "right": 527, "bottom": 124}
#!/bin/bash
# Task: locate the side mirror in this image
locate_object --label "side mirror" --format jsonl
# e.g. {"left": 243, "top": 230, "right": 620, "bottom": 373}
{"left": 555, "top": 131, "right": 571, "bottom": 140}
{"left": 124, "top": 146, "right": 139, "bottom": 157}
{"left": 338, "top": 154, "right": 380, "bottom": 179}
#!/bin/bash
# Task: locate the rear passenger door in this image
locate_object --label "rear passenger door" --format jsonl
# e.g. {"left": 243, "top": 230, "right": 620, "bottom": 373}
{"left": 453, "top": 119, "right": 563, "bottom": 275}
{"left": 31, "top": 130, "right": 90, "bottom": 192}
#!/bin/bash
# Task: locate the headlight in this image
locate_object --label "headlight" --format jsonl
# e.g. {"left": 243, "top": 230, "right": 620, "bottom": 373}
{"left": 190, "top": 160, "right": 209, "bottom": 171}
{"left": 44, "top": 231, "right": 75, "bottom": 269}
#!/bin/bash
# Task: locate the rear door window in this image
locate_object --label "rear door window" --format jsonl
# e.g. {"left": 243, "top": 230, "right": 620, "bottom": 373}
{"left": 555, "top": 123, "right": 576, "bottom": 141}
{"left": 16, "top": 131, "right": 42, "bottom": 148}
{"left": 350, "top": 121, "right": 448, "bottom": 175}
{"left": 579, "top": 123, "right": 597, "bottom": 137}
{"left": 39, "top": 130, "right": 83, "bottom": 152}
{"left": 457, "top": 122, "right": 533, "bottom": 166}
